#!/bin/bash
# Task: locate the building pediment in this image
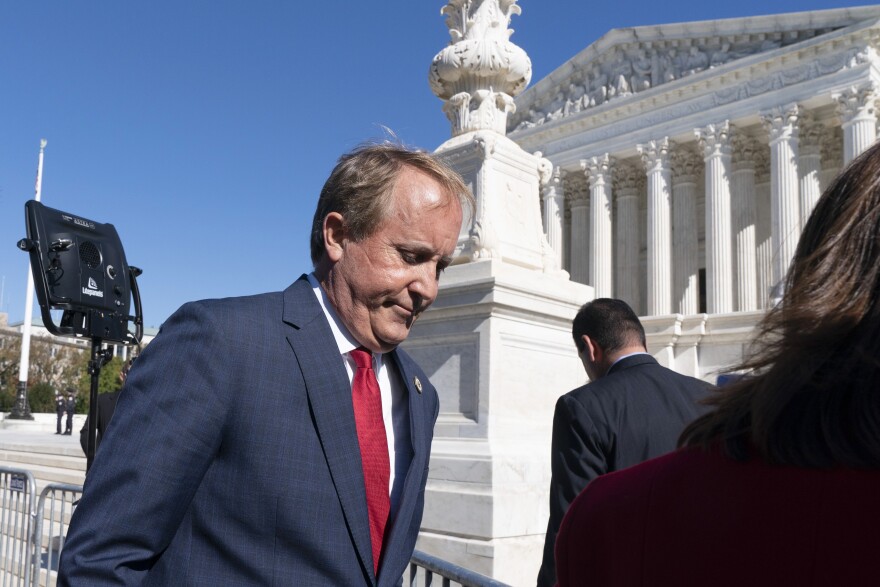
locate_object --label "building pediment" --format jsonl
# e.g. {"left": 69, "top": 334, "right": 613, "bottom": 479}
{"left": 509, "top": 5, "right": 880, "bottom": 133}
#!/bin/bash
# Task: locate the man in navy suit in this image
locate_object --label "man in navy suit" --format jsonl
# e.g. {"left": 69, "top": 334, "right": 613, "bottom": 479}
{"left": 59, "top": 143, "right": 472, "bottom": 586}
{"left": 536, "top": 299, "right": 712, "bottom": 587}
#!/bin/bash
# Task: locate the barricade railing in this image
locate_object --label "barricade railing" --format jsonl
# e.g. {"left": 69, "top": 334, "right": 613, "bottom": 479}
{"left": 406, "top": 549, "right": 512, "bottom": 587}
{"left": 30, "top": 484, "right": 82, "bottom": 587}
{"left": 0, "top": 468, "right": 505, "bottom": 587}
{"left": 0, "top": 468, "right": 37, "bottom": 587}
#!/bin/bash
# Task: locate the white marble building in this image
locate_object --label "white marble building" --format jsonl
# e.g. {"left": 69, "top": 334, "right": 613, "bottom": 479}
{"left": 509, "top": 5, "right": 880, "bottom": 379}
{"left": 407, "top": 3, "right": 880, "bottom": 583}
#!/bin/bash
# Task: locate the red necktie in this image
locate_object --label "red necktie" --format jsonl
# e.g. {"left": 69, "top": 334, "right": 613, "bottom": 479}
{"left": 350, "top": 347, "right": 391, "bottom": 575}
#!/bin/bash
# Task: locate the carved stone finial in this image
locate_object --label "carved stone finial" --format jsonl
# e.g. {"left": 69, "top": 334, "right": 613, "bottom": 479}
{"left": 430, "top": 0, "right": 532, "bottom": 137}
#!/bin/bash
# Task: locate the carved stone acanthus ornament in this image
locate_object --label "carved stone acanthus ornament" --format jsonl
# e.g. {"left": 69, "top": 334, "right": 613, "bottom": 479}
{"left": 696, "top": 121, "right": 732, "bottom": 160}
{"left": 431, "top": 0, "right": 532, "bottom": 136}
{"left": 671, "top": 147, "right": 703, "bottom": 182}
{"left": 638, "top": 138, "right": 672, "bottom": 173}
{"left": 731, "top": 134, "right": 762, "bottom": 170}
{"left": 833, "top": 82, "right": 878, "bottom": 122}
{"left": 613, "top": 162, "right": 644, "bottom": 194}
{"left": 762, "top": 103, "right": 800, "bottom": 143}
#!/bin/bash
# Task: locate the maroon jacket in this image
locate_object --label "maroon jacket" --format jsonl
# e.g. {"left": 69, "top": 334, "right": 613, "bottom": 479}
{"left": 555, "top": 445, "right": 880, "bottom": 586}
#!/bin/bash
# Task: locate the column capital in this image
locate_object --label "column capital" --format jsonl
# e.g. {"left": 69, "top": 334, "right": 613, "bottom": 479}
{"left": 761, "top": 103, "right": 799, "bottom": 144}
{"left": 695, "top": 121, "right": 732, "bottom": 159}
{"left": 670, "top": 146, "right": 702, "bottom": 182}
{"left": 731, "top": 133, "right": 762, "bottom": 171}
{"left": 613, "top": 161, "right": 644, "bottom": 195}
{"left": 540, "top": 165, "right": 565, "bottom": 200}
{"left": 637, "top": 138, "right": 671, "bottom": 173}
{"left": 832, "top": 83, "right": 877, "bottom": 124}
{"left": 581, "top": 154, "right": 615, "bottom": 188}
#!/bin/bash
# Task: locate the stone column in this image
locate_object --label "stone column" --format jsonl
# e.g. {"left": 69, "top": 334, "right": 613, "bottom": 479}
{"left": 821, "top": 127, "right": 844, "bottom": 193}
{"left": 833, "top": 84, "right": 878, "bottom": 165}
{"left": 563, "top": 207, "right": 572, "bottom": 274}
{"left": 637, "top": 139, "right": 673, "bottom": 316}
{"left": 614, "top": 163, "right": 643, "bottom": 313}
{"left": 731, "top": 134, "right": 759, "bottom": 312}
{"left": 762, "top": 104, "right": 800, "bottom": 291}
{"left": 754, "top": 149, "right": 772, "bottom": 309}
{"left": 568, "top": 180, "right": 590, "bottom": 285}
{"left": 670, "top": 147, "right": 701, "bottom": 315}
{"left": 696, "top": 122, "right": 734, "bottom": 314}
{"left": 541, "top": 167, "right": 565, "bottom": 270}
{"left": 583, "top": 155, "right": 614, "bottom": 298}
{"left": 799, "top": 115, "right": 824, "bottom": 229}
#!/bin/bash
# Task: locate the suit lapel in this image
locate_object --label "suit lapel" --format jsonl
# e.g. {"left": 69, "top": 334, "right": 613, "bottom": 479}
{"left": 377, "top": 350, "right": 427, "bottom": 581}
{"left": 282, "top": 278, "right": 376, "bottom": 582}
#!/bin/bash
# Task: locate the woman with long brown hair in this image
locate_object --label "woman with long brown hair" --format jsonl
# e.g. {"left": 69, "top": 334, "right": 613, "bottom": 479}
{"left": 553, "top": 141, "right": 880, "bottom": 586}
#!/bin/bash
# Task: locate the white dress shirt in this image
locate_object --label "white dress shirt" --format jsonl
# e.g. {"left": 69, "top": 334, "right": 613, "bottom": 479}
{"left": 307, "top": 273, "right": 412, "bottom": 511}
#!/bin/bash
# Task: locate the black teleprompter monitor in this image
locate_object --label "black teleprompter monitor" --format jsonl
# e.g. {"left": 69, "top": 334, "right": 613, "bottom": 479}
{"left": 18, "top": 200, "right": 142, "bottom": 345}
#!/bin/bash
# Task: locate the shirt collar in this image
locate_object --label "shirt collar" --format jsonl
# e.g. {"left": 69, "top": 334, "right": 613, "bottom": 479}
{"left": 608, "top": 351, "right": 650, "bottom": 371}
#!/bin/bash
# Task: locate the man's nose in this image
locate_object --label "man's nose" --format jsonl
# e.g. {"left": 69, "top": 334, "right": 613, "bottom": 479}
{"left": 408, "top": 264, "right": 440, "bottom": 308}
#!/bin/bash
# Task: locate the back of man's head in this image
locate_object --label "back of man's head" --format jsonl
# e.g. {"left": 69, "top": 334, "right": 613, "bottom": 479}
{"left": 572, "top": 298, "right": 646, "bottom": 354}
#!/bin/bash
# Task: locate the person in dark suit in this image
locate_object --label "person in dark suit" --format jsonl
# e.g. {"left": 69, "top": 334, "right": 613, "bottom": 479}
{"left": 79, "top": 361, "right": 129, "bottom": 455}
{"left": 58, "top": 143, "right": 473, "bottom": 586}
{"left": 54, "top": 391, "right": 65, "bottom": 435}
{"left": 63, "top": 389, "right": 76, "bottom": 435}
{"left": 553, "top": 136, "right": 880, "bottom": 587}
{"left": 536, "top": 298, "right": 711, "bottom": 587}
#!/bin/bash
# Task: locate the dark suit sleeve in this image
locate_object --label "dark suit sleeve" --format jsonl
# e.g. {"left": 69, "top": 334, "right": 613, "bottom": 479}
{"left": 537, "top": 394, "right": 609, "bottom": 587}
{"left": 78, "top": 417, "right": 89, "bottom": 454}
{"left": 59, "top": 302, "right": 233, "bottom": 585}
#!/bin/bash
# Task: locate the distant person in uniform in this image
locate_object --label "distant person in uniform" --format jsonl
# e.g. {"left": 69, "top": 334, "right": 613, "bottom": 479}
{"left": 54, "top": 391, "right": 66, "bottom": 435}
{"left": 63, "top": 388, "right": 76, "bottom": 435}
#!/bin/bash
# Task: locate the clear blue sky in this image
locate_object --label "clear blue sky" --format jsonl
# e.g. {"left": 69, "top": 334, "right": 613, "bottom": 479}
{"left": 1, "top": 0, "right": 868, "bottom": 329}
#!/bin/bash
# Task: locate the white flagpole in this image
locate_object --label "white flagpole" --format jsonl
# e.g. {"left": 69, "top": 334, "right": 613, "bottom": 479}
{"left": 11, "top": 139, "right": 47, "bottom": 419}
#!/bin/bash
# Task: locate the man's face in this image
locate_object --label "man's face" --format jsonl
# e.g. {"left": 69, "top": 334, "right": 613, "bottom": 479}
{"left": 323, "top": 167, "right": 462, "bottom": 353}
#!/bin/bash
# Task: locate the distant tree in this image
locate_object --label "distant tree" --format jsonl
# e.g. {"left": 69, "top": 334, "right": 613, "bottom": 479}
{"left": 28, "top": 338, "right": 88, "bottom": 393}
{"left": 0, "top": 336, "right": 22, "bottom": 411}
{"left": 29, "top": 382, "right": 57, "bottom": 413}
{"left": 76, "top": 356, "right": 125, "bottom": 414}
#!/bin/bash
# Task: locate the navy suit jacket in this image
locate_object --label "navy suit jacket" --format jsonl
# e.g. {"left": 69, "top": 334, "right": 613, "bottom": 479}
{"left": 537, "top": 354, "right": 712, "bottom": 587}
{"left": 59, "top": 277, "right": 439, "bottom": 586}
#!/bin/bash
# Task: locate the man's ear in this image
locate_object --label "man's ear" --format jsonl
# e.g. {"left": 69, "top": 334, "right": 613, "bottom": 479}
{"left": 323, "top": 212, "right": 346, "bottom": 263}
{"left": 583, "top": 334, "right": 603, "bottom": 365}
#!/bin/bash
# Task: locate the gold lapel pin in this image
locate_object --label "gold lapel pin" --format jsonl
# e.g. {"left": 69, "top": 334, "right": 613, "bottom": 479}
{"left": 413, "top": 376, "right": 423, "bottom": 394}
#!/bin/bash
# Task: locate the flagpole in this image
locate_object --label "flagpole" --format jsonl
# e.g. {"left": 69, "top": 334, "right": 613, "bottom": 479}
{"left": 10, "top": 139, "right": 47, "bottom": 420}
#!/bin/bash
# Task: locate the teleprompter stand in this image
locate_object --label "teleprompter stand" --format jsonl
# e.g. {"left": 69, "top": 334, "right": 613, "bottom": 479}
{"left": 18, "top": 200, "right": 143, "bottom": 473}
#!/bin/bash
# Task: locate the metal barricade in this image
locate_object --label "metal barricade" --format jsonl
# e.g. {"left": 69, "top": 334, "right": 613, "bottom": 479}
{"left": 30, "top": 483, "right": 81, "bottom": 587}
{"left": 407, "top": 550, "right": 512, "bottom": 587}
{"left": 0, "top": 468, "right": 37, "bottom": 587}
